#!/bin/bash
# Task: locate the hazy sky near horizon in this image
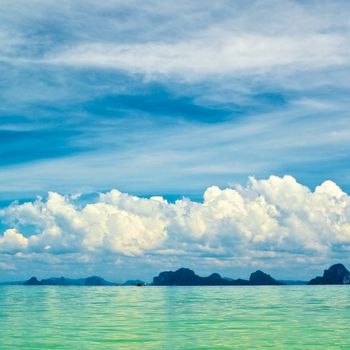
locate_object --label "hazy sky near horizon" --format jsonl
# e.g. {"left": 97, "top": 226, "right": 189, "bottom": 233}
{"left": 1, "top": 0, "right": 350, "bottom": 281}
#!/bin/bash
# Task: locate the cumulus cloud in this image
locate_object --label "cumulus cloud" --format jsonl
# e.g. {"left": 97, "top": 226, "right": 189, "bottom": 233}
{"left": 0, "top": 176, "right": 349, "bottom": 265}
{"left": 0, "top": 229, "right": 28, "bottom": 252}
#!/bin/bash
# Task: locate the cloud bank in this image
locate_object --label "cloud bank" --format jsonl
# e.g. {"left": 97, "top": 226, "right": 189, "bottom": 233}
{"left": 1, "top": 176, "right": 349, "bottom": 273}
{"left": 1, "top": 1, "right": 350, "bottom": 278}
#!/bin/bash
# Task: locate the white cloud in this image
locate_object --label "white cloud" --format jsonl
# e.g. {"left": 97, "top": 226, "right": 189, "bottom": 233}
{"left": 45, "top": 33, "right": 348, "bottom": 79}
{"left": 0, "top": 229, "right": 28, "bottom": 252}
{"left": 2, "top": 0, "right": 350, "bottom": 82}
{"left": 1, "top": 176, "right": 350, "bottom": 264}
{"left": 1, "top": 191, "right": 167, "bottom": 256}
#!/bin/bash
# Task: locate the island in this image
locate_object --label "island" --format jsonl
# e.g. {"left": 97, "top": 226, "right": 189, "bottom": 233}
{"left": 3, "top": 263, "right": 348, "bottom": 287}
{"left": 152, "top": 267, "right": 283, "bottom": 286}
{"left": 24, "top": 276, "right": 118, "bottom": 286}
{"left": 308, "top": 263, "right": 350, "bottom": 285}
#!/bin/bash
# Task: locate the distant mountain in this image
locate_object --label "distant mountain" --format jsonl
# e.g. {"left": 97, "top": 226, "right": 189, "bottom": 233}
{"left": 18, "top": 265, "right": 348, "bottom": 287}
{"left": 249, "top": 270, "right": 283, "bottom": 285}
{"left": 152, "top": 268, "right": 282, "bottom": 286}
{"left": 152, "top": 268, "right": 242, "bottom": 286}
{"left": 24, "top": 276, "right": 118, "bottom": 286}
{"left": 308, "top": 264, "right": 350, "bottom": 285}
{"left": 24, "top": 277, "right": 44, "bottom": 285}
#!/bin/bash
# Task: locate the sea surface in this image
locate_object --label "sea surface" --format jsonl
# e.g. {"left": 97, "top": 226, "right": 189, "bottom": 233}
{"left": 0, "top": 285, "right": 349, "bottom": 349}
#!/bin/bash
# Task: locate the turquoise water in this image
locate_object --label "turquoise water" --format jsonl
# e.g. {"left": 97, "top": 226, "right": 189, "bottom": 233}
{"left": 0, "top": 286, "right": 349, "bottom": 349}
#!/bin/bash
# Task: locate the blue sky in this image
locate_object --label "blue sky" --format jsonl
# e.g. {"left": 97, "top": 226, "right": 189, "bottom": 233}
{"left": 0, "top": 0, "right": 350, "bottom": 281}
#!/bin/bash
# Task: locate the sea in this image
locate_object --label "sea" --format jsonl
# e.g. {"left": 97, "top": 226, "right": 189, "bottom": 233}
{"left": 0, "top": 285, "right": 349, "bottom": 349}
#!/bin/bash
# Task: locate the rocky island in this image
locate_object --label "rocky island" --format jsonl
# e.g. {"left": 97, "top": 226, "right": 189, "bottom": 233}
{"left": 9, "top": 263, "right": 350, "bottom": 287}
{"left": 152, "top": 267, "right": 283, "bottom": 286}
{"left": 308, "top": 264, "right": 350, "bottom": 285}
{"left": 24, "top": 276, "right": 118, "bottom": 286}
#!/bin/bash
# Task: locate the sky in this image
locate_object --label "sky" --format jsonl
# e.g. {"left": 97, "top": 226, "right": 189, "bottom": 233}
{"left": 0, "top": 0, "right": 350, "bottom": 282}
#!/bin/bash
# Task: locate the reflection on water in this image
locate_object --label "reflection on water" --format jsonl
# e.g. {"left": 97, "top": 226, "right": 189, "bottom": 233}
{"left": 0, "top": 286, "right": 349, "bottom": 349}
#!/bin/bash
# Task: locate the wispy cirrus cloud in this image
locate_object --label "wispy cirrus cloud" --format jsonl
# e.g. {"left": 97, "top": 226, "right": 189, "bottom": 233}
{"left": 44, "top": 33, "right": 349, "bottom": 79}
{"left": 2, "top": 0, "right": 350, "bottom": 78}
{"left": 0, "top": 99, "right": 349, "bottom": 200}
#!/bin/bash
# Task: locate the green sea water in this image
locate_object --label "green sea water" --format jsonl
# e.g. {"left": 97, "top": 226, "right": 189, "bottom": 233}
{"left": 0, "top": 285, "right": 349, "bottom": 349}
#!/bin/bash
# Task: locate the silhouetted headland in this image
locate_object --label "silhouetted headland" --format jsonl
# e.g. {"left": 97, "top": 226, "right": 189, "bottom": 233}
{"left": 9, "top": 263, "right": 350, "bottom": 286}
{"left": 24, "top": 276, "right": 118, "bottom": 286}
{"left": 308, "top": 264, "right": 350, "bottom": 285}
{"left": 152, "top": 267, "right": 283, "bottom": 286}
{"left": 249, "top": 270, "right": 283, "bottom": 285}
